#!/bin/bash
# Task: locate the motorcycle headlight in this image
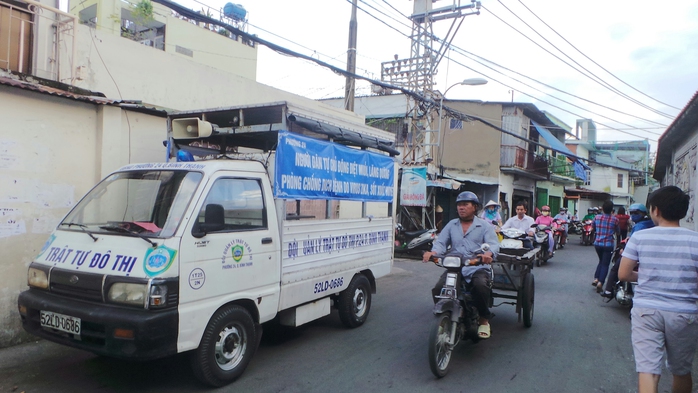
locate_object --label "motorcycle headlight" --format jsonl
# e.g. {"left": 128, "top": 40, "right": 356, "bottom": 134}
{"left": 442, "top": 256, "right": 461, "bottom": 268}
{"left": 108, "top": 283, "right": 147, "bottom": 307}
{"left": 27, "top": 267, "right": 49, "bottom": 289}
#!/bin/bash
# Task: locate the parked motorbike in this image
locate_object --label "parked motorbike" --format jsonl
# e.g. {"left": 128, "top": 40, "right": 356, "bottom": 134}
{"left": 394, "top": 224, "right": 436, "bottom": 257}
{"left": 581, "top": 219, "right": 595, "bottom": 245}
{"left": 427, "top": 245, "right": 490, "bottom": 377}
{"left": 569, "top": 220, "right": 583, "bottom": 235}
{"left": 604, "top": 239, "right": 635, "bottom": 308}
{"left": 553, "top": 219, "right": 567, "bottom": 250}
{"left": 532, "top": 224, "right": 553, "bottom": 266}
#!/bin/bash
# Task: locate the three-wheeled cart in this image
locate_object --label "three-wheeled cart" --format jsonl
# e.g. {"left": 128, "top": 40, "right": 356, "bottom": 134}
{"left": 490, "top": 247, "right": 539, "bottom": 327}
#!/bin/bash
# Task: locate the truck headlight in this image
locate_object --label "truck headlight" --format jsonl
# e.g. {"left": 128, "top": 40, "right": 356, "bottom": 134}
{"left": 108, "top": 283, "right": 147, "bottom": 307}
{"left": 28, "top": 267, "right": 49, "bottom": 289}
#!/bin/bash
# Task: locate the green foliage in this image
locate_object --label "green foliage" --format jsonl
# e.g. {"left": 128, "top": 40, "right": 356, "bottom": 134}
{"left": 132, "top": 0, "right": 154, "bottom": 25}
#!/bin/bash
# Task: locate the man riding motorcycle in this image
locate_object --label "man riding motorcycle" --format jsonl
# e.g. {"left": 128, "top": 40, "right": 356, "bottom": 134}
{"left": 553, "top": 207, "right": 569, "bottom": 248}
{"left": 600, "top": 203, "right": 654, "bottom": 299}
{"left": 423, "top": 191, "right": 499, "bottom": 339}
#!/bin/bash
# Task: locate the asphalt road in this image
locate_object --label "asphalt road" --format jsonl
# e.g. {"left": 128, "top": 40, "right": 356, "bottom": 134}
{"left": 1, "top": 235, "right": 695, "bottom": 393}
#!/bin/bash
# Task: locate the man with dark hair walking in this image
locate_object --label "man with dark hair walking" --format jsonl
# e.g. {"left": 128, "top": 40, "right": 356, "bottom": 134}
{"left": 620, "top": 186, "right": 698, "bottom": 393}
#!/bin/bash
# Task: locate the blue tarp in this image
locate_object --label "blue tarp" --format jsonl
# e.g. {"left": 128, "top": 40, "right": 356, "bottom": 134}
{"left": 532, "top": 120, "right": 590, "bottom": 182}
{"left": 532, "top": 120, "right": 591, "bottom": 170}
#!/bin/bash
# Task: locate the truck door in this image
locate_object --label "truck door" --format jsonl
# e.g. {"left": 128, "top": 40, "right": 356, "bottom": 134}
{"left": 178, "top": 173, "right": 280, "bottom": 349}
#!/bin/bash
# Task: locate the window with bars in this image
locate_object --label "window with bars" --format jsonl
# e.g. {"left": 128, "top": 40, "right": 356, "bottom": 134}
{"left": 449, "top": 118, "right": 463, "bottom": 129}
{"left": 617, "top": 173, "right": 624, "bottom": 188}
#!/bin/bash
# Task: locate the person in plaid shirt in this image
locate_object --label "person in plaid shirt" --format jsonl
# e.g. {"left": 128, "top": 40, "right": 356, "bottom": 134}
{"left": 591, "top": 200, "right": 619, "bottom": 293}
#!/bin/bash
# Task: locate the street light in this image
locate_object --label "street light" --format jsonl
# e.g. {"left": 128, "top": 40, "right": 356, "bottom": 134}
{"left": 436, "top": 77, "right": 488, "bottom": 162}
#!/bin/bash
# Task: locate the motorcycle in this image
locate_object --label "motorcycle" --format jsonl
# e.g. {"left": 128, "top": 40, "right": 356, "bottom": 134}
{"left": 427, "top": 245, "right": 491, "bottom": 377}
{"left": 603, "top": 239, "right": 635, "bottom": 308}
{"left": 499, "top": 227, "right": 532, "bottom": 256}
{"left": 553, "top": 219, "right": 567, "bottom": 250}
{"left": 532, "top": 224, "right": 553, "bottom": 266}
{"left": 394, "top": 224, "right": 436, "bottom": 258}
{"left": 581, "top": 219, "right": 595, "bottom": 245}
{"left": 569, "top": 220, "right": 583, "bottom": 235}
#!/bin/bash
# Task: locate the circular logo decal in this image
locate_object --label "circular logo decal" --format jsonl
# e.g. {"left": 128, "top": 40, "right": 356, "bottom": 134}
{"left": 189, "top": 268, "right": 205, "bottom": 290}
{"left": 144, "top": 246, "right": 176, "bottom": 276}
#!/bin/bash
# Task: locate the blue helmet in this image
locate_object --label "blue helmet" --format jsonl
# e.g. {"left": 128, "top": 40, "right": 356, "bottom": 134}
{"left": 456, "top": 191, "right": 480, "bottom": 205}
{"left": 628, "top": 203, "right": 647, "bottom": 214}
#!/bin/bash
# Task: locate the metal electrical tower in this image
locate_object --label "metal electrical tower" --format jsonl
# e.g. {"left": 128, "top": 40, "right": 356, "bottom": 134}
{"left": 381, "top": 0, "right": 481, "bottom": 166}
{"left": 381, "top": 0, "right": 480, "bottom": 230}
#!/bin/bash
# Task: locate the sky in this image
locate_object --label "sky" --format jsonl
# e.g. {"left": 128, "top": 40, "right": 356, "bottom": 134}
{"left": 177, "top": 0, "right": 698, "bottom": 151}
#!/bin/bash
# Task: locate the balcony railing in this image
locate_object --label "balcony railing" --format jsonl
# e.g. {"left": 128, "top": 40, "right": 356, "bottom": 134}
{"left": 0, "top": 0, "right": 76, "bottom": 83}
{"left": 500, "top": 145, "right": 549, "bottom": 179}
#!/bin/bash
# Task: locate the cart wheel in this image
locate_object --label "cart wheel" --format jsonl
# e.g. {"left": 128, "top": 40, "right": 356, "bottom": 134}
{"left": 522, "top": 273, "right": 534, "bottom": 327}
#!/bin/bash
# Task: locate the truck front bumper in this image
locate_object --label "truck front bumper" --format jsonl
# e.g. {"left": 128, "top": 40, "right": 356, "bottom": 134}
{"left": 18, "top": 289, "right": 178, "bottom": 361}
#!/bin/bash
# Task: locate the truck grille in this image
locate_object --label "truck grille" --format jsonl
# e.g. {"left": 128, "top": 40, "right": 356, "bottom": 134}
{"left": 50, "top": 269, "right": 104, "bottom": 302}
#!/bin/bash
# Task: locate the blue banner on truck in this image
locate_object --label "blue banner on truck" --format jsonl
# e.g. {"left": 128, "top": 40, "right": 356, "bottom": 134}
{"left": 274, "top": 131, "right": 395, "bottom": 202}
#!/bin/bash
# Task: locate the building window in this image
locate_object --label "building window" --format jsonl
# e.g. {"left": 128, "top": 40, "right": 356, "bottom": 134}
{"left": 450, "top": 118, "right": 463, "bottom": 129}
{"left": 617, "top": 173, "right": 624, "bottom": 188}
{"left": 584, "top": 170, "right": 591, "bottom": 186}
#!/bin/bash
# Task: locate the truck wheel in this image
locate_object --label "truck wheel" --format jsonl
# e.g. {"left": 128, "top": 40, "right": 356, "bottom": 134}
{"left": 190, "top": 305, "right": 257, "bottom": 387}
{"left": 338, "top": 274, "right": 372, "bottom": 328}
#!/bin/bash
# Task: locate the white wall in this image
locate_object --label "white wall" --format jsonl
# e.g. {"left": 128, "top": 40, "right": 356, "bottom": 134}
{"left": 671, "top": 128, "right": 698, "bottom": 231}
{"left": 0, "top": 85, "right": 166, "bottom": 347}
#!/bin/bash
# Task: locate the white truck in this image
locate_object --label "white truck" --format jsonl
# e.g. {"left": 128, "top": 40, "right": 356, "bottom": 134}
{"left": 17, "top": 102, "right": 398, "bottom": 386}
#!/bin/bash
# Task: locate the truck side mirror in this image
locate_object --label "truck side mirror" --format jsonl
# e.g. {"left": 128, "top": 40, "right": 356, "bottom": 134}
{"left": 192, "top": 204, "right": 225, "bottom": 238}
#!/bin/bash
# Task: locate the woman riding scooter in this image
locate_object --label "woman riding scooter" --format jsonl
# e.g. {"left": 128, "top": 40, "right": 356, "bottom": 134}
{"left": 534, "top": 205, "right": 555, "bottom": 257}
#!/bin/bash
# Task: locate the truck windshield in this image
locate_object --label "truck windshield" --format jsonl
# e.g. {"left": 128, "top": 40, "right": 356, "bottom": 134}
{"left": 62, "top": 170, "right": 203, "bottom": 238}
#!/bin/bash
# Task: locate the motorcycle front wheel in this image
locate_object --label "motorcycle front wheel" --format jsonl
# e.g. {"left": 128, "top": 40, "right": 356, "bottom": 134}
{"left": 428, "top": 313, "right": 454, "bottom": 378}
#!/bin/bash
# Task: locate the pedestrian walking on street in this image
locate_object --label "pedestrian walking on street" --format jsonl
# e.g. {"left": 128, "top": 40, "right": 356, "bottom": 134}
{"left": 591, "top": 200, "right": 619, "bottom": 293}
{"left": 619, "top": 186, "right": 698, "bottom": 393}
{"left": 616, "top": 206, "right": 630, "bottom": 242}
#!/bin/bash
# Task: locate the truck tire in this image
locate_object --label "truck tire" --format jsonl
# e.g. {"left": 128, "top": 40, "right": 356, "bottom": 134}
{"left": 338, "top": 274, "right": 372, "bottom": 328}
{"left": 190, "top": 305, "right": 257, "bottom": 387}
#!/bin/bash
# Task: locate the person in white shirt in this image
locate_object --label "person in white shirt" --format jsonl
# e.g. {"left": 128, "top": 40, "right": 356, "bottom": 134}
{"left": 501, "top": 202, "right": 535, "bottom": 248}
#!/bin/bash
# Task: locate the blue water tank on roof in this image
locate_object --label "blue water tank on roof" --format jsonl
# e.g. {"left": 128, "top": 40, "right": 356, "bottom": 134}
{"left": 223, "top": 3, "right": 247, "bottom": 20}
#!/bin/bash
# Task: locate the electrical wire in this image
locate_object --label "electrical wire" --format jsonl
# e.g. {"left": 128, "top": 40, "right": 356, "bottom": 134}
{"left": 517, "top": 0, "right": 681, "bottom": 111}
{"left": 349, "top": 0, "right": 665, "bottom": 138}
{"left": 442, "top": 50, "right": 663, "bottom": 140}
{"left": 484, "top": 3, "right": 675, "bottom": 120}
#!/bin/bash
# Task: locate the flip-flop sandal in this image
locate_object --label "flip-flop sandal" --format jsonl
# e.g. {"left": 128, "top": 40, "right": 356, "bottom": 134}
{"left": 591, "top": 280, "right": 599, "bottom": 286}
{"left": 477, "top": 324, "right": 491, "bottom": 339}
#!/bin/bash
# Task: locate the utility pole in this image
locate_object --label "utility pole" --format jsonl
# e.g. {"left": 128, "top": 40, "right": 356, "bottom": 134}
{"left": 344, "top": 0, "right": 358, "bottom": 112}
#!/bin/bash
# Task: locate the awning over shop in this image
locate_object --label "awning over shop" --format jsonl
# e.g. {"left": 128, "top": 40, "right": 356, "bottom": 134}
{"left": 441, "top": 173, "right": 500, "bottom": 186}
{"left": 427, "top": 179, "right": 461, "bottom": 189}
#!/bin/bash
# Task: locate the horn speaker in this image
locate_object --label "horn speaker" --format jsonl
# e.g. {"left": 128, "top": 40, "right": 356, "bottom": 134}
{"left": 172, "top": 118, "right": 213, "bottom": 139}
